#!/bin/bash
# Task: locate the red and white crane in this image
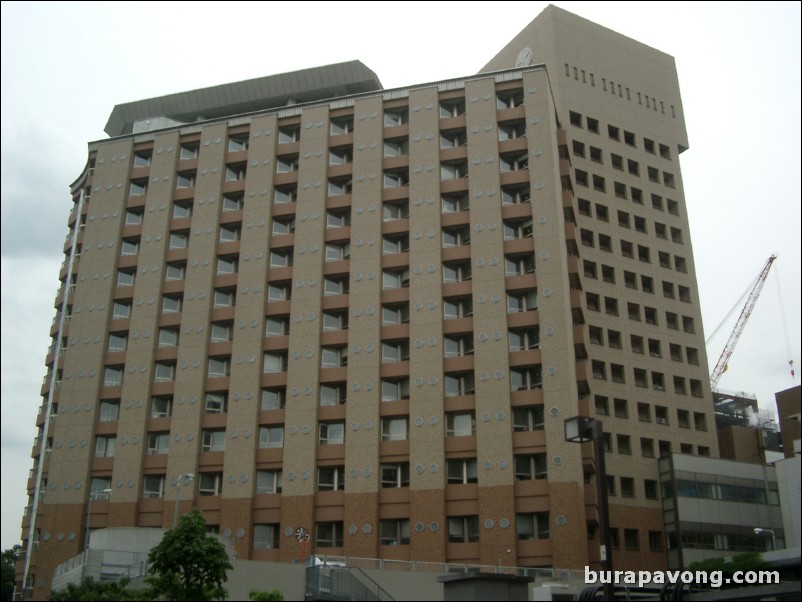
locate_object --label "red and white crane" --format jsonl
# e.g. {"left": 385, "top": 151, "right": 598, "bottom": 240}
{"left": 708, "top": 254, "right": 777, "bottom": 391}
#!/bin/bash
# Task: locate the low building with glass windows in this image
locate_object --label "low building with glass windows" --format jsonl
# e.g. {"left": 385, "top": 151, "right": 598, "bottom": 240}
{"left": 659, "top": 453, "right": 786, "bottom": 568}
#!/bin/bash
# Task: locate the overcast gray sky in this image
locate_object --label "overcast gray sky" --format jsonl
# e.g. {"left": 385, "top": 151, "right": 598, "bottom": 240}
{"left": 1, "top": 1, "right": 800, "bottom": 550}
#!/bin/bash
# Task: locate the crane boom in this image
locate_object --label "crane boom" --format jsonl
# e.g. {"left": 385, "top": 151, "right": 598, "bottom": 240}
{"left": 710, "top": 254, "right": 777, "bottom": 390}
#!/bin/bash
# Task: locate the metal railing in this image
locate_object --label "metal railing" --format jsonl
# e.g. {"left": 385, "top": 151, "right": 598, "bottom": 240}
{"left": 305, "top": 564, "right": 394, "bottom": 601}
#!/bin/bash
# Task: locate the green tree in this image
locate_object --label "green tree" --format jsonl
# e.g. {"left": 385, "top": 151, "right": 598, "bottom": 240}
{"left": 2, "top": 545, "right": 21, "bottom": 602}
{"left": 49, "top": 577, "right": 150, "bottom": 601}
{"left": 689, "top": 552, "right": 772, "bottom": 586}
{"left": 249, "top": 589, "right": 284, "bottom": 601}
{"left": 146, "top": 509, "right": 233, "bottom": 601}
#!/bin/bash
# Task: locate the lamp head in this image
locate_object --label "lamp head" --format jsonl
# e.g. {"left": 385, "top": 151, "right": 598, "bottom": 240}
{"left": 754, "top": 528, "right": 763, "bottom": 535}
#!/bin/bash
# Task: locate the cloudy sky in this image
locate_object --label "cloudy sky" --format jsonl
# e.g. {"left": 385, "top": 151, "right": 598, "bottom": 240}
{"left": 1, "top": 1, "right": 799, "bottom": 550}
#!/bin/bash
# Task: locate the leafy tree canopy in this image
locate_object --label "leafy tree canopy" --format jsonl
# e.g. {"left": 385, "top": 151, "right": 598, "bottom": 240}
{"left": 249, "top": 589, "right": 284, "bottom": 601}
{"left": 49, "top": 577, "right": 150, "bottom": 601}
{"left": 2, "top": 545, "right": 21, "bottom": 602}
{"left": 146, "top": 509, "right": 233, "bottom": 601}
{"left": 689, "top": 552, "right": 772, "bottom": 582}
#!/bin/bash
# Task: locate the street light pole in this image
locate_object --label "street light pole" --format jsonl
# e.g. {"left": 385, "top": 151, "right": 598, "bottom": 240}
{"left": 173, "top": 473, "right": 195, "bottom": 527}
{"left": 754, "top": 527, "right": 776, "bottom": 551}
{"left": 565, "top": 416, "right": 614, "bottom": 601}
{"left": 83, "top": 488, "right": 111, "bottom": 580}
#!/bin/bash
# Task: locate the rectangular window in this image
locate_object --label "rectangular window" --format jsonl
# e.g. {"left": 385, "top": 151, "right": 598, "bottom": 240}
{"left": 383, "top": 169, "right": 409, "bottom": 189}
{"left": 325, "top": 209, "right": 350, "bottom": 229}
{"left": 444, "top": 372, "right": 475, "bottom": 397}
{"left": 625, "top": 529, "right": 640, "bottom": 550}
{"left": 210, "top": 322, "right": 233, "bottom": 343}
{"left": 205, "top": 392, "right": 228, "bottom": 414}
{"left": 228, "top": 134, "right": 248, "bottom": 153}
{"left": 447, "top": 458, "right": 478, "bottom": 484}
{"left": 318, "top": 466, "right": 346, "bottom": 491}
{"left": 261, "top": 388, "right": 286, "bottom": 411}
{"left": 328, "top": 177, "right": 352, "bottom": 196}
{"left": 129, "top": 179, "right": 148, "bottom": 197}
{"left": 154, "top": 362, "right": 176, "bottom": 383}
{"left": 213, "top": 288, "right": 235, "bottom": 308}
{"left": 382, "top": 303, "right": 410, "bottom": 324}
{"left": 107, "top": 333, "right": 127, "bottom": 353}
{"left": 164, "top": 262, "right": 186, "bottom": 281}
{"left": 253, "top": 524, "right": 280, "bottom": 550}
{"left": 507, "top": 290, "right": 538, "bottom": 313}
{"left": 448, "top": 516, "right": 479, "bottom": 543}
{"left": 324, "top": 242, "right": 350, "bottom": 262}
{"left": 440, "top": 129, "right": 468, "bottom": 149}
{"left": 207, "top": 357, "right": 231, "bottom": 378}
{"left": 315, "top": 522, "right": 343, "bottom": 548}
{"left": 180, "top": 143, "right": 199, "bottom": 160}
{"left": 384, "top": 108, "right": 408, "bottom": 127}
{"left": 162, "top": 295, "right": 183, "bottom": 314}
{"left": 514, "top": 454, "right": 547, "bottom": 480}
{"left": 446, "top": 412, "right": 475, "bottom": 437}
{"left": 222, "top": 193, "right": 245, "bottom": 212}
{"left": 267, "top": 282, "right": 291, "bottom": 302}
{"left": 512, "top": 406, "right": 545, "bottom": 431}
{"left": 99, "top": 400, "right": 119, "bottom": 422}
{"left": 225, "top": 163, "right": 247, "bottom": 181}
{"left": 176, "top": 171, "right": 196, "bottom": 189}
{"left": 259, "top": 426, "right": 284, "bottom": 449}
{"left": 94, "top": 435, "right": 116, "bottom": 458}
{"left": 381, "top": 340, "right": 410, "bottom": 363}
{"left": 321, "top": 310, "right": 348, "bottom": 332}
{"left": 505, "top": 254, "right": 536, "bottom": 276}
{"left": 216, "top": 256, "right": 238, "bottom": 275}
{"left": 441, "top": 160, "right": 469, "bottom": 180}
{"left": 275, "top": 185, "right": 298, "bottom": 204}
{"left": 510, "top": 366, "right": 542, "bottom": 391}
{"left": 278, "top": 125, "right": 300, "bottom": 143}
{"left": 133, "top": 150, "right": 152, "bottom": 168}
{"left": 112, "top": 301, "right": 131, "bottom": 319}
{"left": 516, "top": 512, "right": 550, "bottom": 540}
{"left": 199, "top": 472, "right": 223, "bottom": 496}
{"left": 116, "top": 270, "right": 135, "bottom": 288}
{"left": 319, "top": 383, "right": 347, "bottom": 406}
{"left": 383, "top": 200, "right": 409, "bottom": 221}
{"left": 381, "top": 378, "right": 410, "bottom": 402}
{"left": 147, "top": 432, "right": 170, "bottom": 455}
{"left": 444, "top": 334, "right": 474, "bottom": 358}
{"left": 379, "top": 519, "right": 410, "bottom": 546}
{"left": 151, "top": 396, "right": 172, "bottom": 418}
{"left": 443, "top": 297, "right": 472, "bottom": 320}
{"left": 263, "top": 352, "right": 288, "bottom": 373}
{"left": 256, "top": 470, "right": 282, "bottom": 494}
{"left": 201, "top": 430, "right": 225, "bottom": 452}
{"left": 381, "top": 417, "right": 408, "bottom": 441}
{"left": 319, "top": 422, "right": 345, "bottom": 445}
{"left": 321, "top": 346, "right": 348, "bottom": 368}
{"left": 330, "top": 116, "right": 353, "bottom": 135}
{"left": 381, "top": 463, "right": 410, "bottom": 488}
{"left": 143, "top": 475, "right": 165, "bottom": 499}
{"left": 440, "top": 98, "right": 466, "bottom": 118}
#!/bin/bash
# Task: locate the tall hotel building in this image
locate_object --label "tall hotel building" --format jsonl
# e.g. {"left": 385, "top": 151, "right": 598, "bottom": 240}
{"left": 20, "top": 5, "right": 718, "bottom": 596}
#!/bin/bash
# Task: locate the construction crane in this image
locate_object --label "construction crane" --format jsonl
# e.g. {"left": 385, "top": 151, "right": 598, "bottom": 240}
{"left": 709, "top": 254, "right": 777, "bottom": 391}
